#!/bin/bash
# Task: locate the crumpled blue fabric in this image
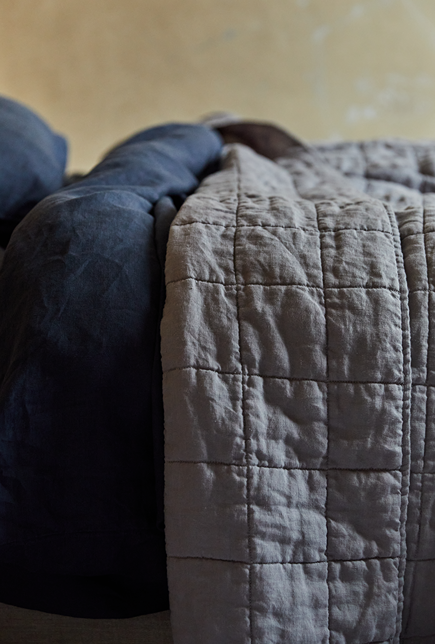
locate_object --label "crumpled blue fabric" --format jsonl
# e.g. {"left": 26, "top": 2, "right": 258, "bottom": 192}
{"left": 0, "top": 121, "right": 222, "bottom": 618}
{"left": 0, "top": 96, "right": 67, "bottom": 247}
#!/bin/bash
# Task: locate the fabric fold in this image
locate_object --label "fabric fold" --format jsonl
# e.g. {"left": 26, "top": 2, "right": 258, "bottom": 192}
{"left": 162, "top": 141, "right": 417, "bottom": 643}
{"left": 0, "top": 123, "right": 222, "bottom": 618}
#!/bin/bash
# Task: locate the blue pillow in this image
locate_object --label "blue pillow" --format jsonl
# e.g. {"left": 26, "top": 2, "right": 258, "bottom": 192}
{"left": 0, "top": 96, "right": 67, "bottom": 245}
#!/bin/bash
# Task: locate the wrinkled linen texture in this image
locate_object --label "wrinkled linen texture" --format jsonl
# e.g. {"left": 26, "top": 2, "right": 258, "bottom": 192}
{"left": 0, "top": 122, "right": 222, "bottom": 618}
{"left": 161, "top": 138, "right": 435, "bottom": 643}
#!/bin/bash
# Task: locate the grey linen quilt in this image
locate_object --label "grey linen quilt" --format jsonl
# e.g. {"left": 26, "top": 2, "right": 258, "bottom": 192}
{"left": 161, "top": 131, "right": 435, "bottom": 643}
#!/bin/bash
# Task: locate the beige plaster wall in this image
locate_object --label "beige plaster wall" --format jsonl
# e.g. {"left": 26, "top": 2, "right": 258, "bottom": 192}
{"left": 1, "top": 0, "right": 435, "bottom": 170}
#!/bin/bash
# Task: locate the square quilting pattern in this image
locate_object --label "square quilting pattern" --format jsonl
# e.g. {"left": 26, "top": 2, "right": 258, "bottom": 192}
{"left": 329, "top": 559, "right": 399, "bottom": 644}
{"left": 326, "top": 288, "right": 403, "bottom": 383}
{"left": 316, "top": 199, "right": 392, "bottom": 234}
{"left": 165, "top": 462, "right": 248, "bottom": 561}
{"left": 328, "top": 382, "right": 403, "bottom": 470}
{"left": 236, "top": 226, "right": 322, "bottom": 287}
{"left": 402, "top": 232, "right": 428, "bottom": 292}
{"left": 410, "top": 385, "right": 428, "bottom": 473}
{"left": 161, "top": 281, "right": 240, "bottom": 373}
{"left": 425, "top": 230, "right": 435, "bottom": 290}
{"left": 164, "top": 369, "right": 244, "bottom": 464}
{"left": 246, "top": 376, "right": 328, "bottom": 469}
{"left": 166, "top": 223, "right": 236, "bottom": 285}
{"left": 396, "top": 205, "right": 422, "bottom": 239}
{"left": 408, "top": 291, "right": 429, "bottom": 385}
{"left": 327, "top": 470, "right": 402, "bottom": 560}
{"left": 236, "top": 151, "right": 296, "bottom": 201}
{"left": 239, "top": 285, "right": 327, "bottom": 380}
{"left": 424, "top": 198, "right": 435, "bottom": 228}
{"left": 174, "top": 193, "right": 237, "bottom": 226}
{"left": 236, "top": 192, "right": 317, "bottom": 229}
{"left": 321, "top": 229, "right": 399, "bottom": 290}
{"left": 251, "top": 562, "right": 329, "bottom": 644}
{"left": 250, "top": 467, "right": 327, "bottom": 563}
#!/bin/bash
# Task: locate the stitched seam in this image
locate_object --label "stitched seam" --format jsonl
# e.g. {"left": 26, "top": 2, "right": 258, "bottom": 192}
{"left": 168, "top": 555, "right": 400, "bottom": 564}
{"left": 401, "top": 230, "right": 435, "bottom": 240}
{"left": 166, "top": 277, "right": 401, "bottom": 292}
{"left": 423, "top": 209, "right": 432, "bottom": 482}
{"left": 163, "top": 365, "right": 404, "bottom": 385}
{"left": 167, "top": 461, "right": 401, "bottom": 473}
{"left": 406, "top": 206, "right": 431, "bottom": 635}
{"left": 410, "top": 382, "right": 435, "bottom": 388}
{"left": 233, "top": 157, "right": 254, "bottom": 644}
{"left": 173, "top": 221, "right": 393, "bottom": 234}
{"left": 409, "top": 470, "right": 435, "bottom": 476}
{"left": 386, "top": 203, "right": 412, "bottom": 642}
{"left": 315, "top": 202, "right": 331, "bottom": 642}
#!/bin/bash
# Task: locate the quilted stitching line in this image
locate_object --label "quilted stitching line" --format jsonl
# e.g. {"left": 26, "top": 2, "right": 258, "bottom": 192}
{"left": 423, "top": 207, "right": 432, "bottom": 473}
{"left": 233, "top": 155, "right": 254, "bottom": 644}
{"left": 385, "top": 204, "right": 412, "bottom": 643}
{"left": 409, "top": 382, "right": 435, "bottom": 388}
{"left": 173, "top": 222, "right": 320, "bottom": 231}
{"left": 401, "top": 230, "right": 435, "bottom": 240}
{"left": 166, "top": 278, "right": 401, "bottom": 293}
{"left": 314, "top": 201, "right": 332, "bottom": 642}
{"left": 405, "top": 205, "right": 431, "bottom": 636}
{"left": 407, "top": 471, "right": 435, "bottom": 477}
{"left": 164, "top": 365, "right": 405, "bottom": 385}
{"left": 167, "top": 461, "right": 400, "bottom": 472}
{"left": 168, "top": 555, "right": 400, "bottom": 565}
{"left": 173, "top": 220, "right": 394, "bottom": 235}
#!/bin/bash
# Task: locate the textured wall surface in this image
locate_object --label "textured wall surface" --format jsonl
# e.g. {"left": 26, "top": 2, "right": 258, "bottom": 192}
{"left": 1, "top": 0, "right": 435, "bottom": 170}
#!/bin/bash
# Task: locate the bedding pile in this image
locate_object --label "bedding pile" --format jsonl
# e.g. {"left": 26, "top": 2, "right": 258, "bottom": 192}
{"left": 0, "top": 97, "right": 434, "bottom": 642}
{"left": 0, "top": 97, "right": 222, "bottom": 618}
{"left": 162, "top": 125, "right": 435, "bottom": 643}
